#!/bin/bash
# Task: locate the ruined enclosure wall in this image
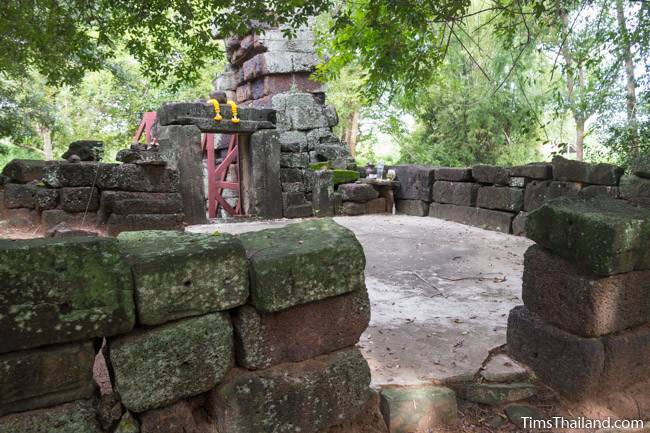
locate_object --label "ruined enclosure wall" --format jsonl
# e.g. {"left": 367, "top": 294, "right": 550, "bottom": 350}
{"left": 0, "top": 159, "right": 184, "bottom": 236}
{"left": 392, "top": 155, "right": 650, "bottom": 234}
{"left": 0, "top": 219, "right": 380, "bottom": 433}
{"left": 213, "top": 23, "right": 353, "bottom": 219}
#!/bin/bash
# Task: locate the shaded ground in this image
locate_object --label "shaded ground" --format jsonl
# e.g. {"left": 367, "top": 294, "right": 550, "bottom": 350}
{"left": 190, "top": 214, "right": 533, "bottom": 387}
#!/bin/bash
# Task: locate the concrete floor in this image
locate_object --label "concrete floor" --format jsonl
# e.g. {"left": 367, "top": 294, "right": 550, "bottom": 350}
{"left": 189, "top": 214, "right": 533, "bottom": 387}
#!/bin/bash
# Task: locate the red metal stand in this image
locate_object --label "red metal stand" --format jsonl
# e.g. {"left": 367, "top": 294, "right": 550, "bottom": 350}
{"left": 133, "top": 112, "right": 158, "bottom": 145}
{"left": 203, "top": 134, "right": 242, "bottom": 218}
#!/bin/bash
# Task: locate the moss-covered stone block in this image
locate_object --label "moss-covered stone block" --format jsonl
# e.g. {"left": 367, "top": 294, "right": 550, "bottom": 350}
{"left": 0, "top": 399, "right": 102, "bottom": 433}
{"left": 108, "top": 312, "right": 233, "bottom": 413}
{"left": 0, "top": 237, "right": 135, "bottom": 354}
{"left": 211, "top": 348, "right": 372, "bottom": 433}
{"left": 118, "top": 231, "right": 249, "bottom": 325}
{"left": 526, "top": 198, "right": 650, "bottom": 276}
{"left": 239, "top": 219, "right": 365, "bottom": 312}
{"left": 309, "top": 161, "right": 331, "bottom": 171}
{"left": 332, "top": 169, "right": 359, "bottom": 185}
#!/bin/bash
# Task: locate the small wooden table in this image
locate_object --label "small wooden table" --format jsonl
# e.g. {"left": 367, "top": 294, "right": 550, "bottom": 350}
{"left": 358, "top": 178, "right": 400, "bottom": 213}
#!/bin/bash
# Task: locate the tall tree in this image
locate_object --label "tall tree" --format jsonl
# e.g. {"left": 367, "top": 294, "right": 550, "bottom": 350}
{"left": 615, "top": 0, "right": 639, "bottom": 156}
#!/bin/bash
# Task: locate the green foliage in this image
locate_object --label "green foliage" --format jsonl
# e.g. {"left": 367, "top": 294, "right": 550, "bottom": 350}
{"left": 331, "top": 170, "right": 360, "bottom": 185}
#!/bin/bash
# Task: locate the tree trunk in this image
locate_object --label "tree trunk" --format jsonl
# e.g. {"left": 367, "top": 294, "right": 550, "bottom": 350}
{"left": 39, "top": 125, "right": 53, "bottom": 160}
{"left": 346, "top": 110, "right": 359, "bottom": 158}
{"left": 576, "top": 117, "right": 585, "bottom": 161}
{"left": 615, "top": 0, "right": 639, "bottom": 156}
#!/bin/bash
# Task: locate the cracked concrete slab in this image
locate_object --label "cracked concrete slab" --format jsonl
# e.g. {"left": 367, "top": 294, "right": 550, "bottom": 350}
{"left": 188, "top": 214, "right": 533, "bottom": 387}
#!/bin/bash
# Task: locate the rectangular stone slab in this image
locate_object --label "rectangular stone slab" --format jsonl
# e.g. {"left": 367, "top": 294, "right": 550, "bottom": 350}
{"left": 477, "top": 186, "right": 523, "bottom": 212}
{"left": 1, "top": 159, "right": 53, "bottom": 183}
{"left": 526, "top": 198, "right": 650, "bottom": 276}
{"left": 552, "top": 155, "right": 623, "bottom": 185}
{"left": 0, "top": 399, "right": 102, "bottom": 433}
{"left": 396, "top": 199, "right": 430, "bottom": 217}
{"left": 433, "top": 181, "right": 479, "bottom": 206}
{"left": 523, "top": 245, "right": 650, "bottom": 337}
{"left": 108, "top": 313, "right": 233, "bottom": 413}
{"left": 434, "top": 167, "right": 473, "bottom": 182}
{"left": 239, "top": 219, "right": 365, "bottom": 312}
{"left": 157, "top": 102, "right": 276, "bottom": 125}
{"left": 106, "top": 213, "right": 184, "bottom": 236}
{"left": 472, "top": 164, "right": 510, "bottom": 185}
{"left": 0, "top": 237, "right": 135, "bottom": 353}
{"left": 210, "top": 347, "right": 372, "bottom": 433}
{"left": 0, "top": 342, "right": 96, "bottom": 416}
{"left": 429, "top": 203, "right": 513, "bottom": 233}
{"left": 117, "top": 231, "right": 249, "bottom": 325}
{"left": 392, "top": 165, "right": 436, "bottom": 201}
{"left": 233, "top": 288, "right": 370, "bottom": 369}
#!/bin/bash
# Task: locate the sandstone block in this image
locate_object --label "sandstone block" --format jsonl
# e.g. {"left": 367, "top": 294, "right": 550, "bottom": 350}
{"left": 392, "top": 165, "right": 436, "bottom": 201}
{"left": 480, "top": 354, "right": 529, "bottom": 383}
{"left": 139, "top": 398, "right": 214, "bottom": 433}
{"left": 100, "top": 191, "right": 183, "bottom": 217}
{"left": 367, "top": 197, "right": 388, "bottom": 213}
{"left": 0, "top": 399, "right": 102, "bottom": 433}
{"left": 472, "top": 164, "right": 510, "bottom": 185}
{"left": 233, "top": 288, "right": 370, "bottom": 369}
{"left": 0, "top": 342, "right": 95, "bottom": 416}
{"left": 526, "top": 198, "right": 650, "bottom": 275}
{"left": 396, "top": 199, "right": 429, "bottom": 216}
{"left": 319, "top": 390, "right": 388, "bottom": 433}
{"left": 248, "top": 130, "right": 283, "bottom": 218}
{"left": 272, "top": 93, "right": 330, "bottom": 131}
{"left": 284, "top": 202, "right": 313, "bottom": 218}
{"left": 339, "top": 183, "right": 379, "bottom": 203}
{"left": 41, "top": 209, "right": 99, "bottom": 231}
{"left": 477, "top": 186, "right": 523, "bottom": 212}
{"left": 552, "top": 155, "right": 624, "bottom": 185}
{"left": 311, "top": 170, "right": 334, "bottom": 217}
{"left": 62, "top": 140, "right": 104, "bottom": 161}
{"left": 578, "top": 185, "right": 620, "bottom": 199}
{"left": 280, "top": 152, "right": 309, "bottom": 168}
{"left": 2, "top": 208, "right": 39, "bottom": 228}
{"left": 524, "top": 180, "right": 582, "bottom": 211}
{"left": 282, "top": 191, "right": 305, "bottom": 208}
{"left": 96, "top": 164, "right": 179, "bottom": 193}
{"left": 342, "top": 201, "right": 367, "bottom": 215}
{"left": 3, "top": 183, "right": 37, "bottom": 208}
{"left": 311, "top": 143, "right": 350, "bottom": 162}
{"left": 512, "top": 211, "right": 527, "bottom": 236}
{"left": 60, "top": 187, "right": 99, "bottom": 212}
{"left": 332, "top": 169, "right": 359, "bottom": 185}
{"left": 523, "top": 245, "right": 650, "bottom": 337}
{"left": 251, "top": 74, "right": 324, "bottom": 100}
{"left": 0, "top": 237, "right": 134, "bottom": 353}
{"left": 118, "top": 231, "right": 248, "bottom": 325}
{"left": 239, "top": 219, "right": 365, "bottom": 312}
{"left": 109, "top": 313, "right": 233, "bottom": 413}
{"left": 474, "top": 207, "right": 514, "bottom": 233}
{"left": 211, "top": 348, "right": 372, "bottom": 433}
{"left": 278, "top": 130, "right": 308, "bottom": 152}
{"left": 507, "top": 305, "right": 605, "bottom": 400}
{"left": 380, "top": 386, "right": 457, "bottom": 433}
{"left": 429, "top": 203, "right": 476, "bottom": 226}
{"left": 509, "top": 163, "right": 552, "bottom": 180}
{"left": 1, "top": 159, "right": 52, "bottom": 183}
{"left": 434, "top": 167, "right": 473, "bottom": 182}
{"left": 106, "top": 213, "right": 184, "bottom": 236}
{"left": 432, "top": 181, "right": 479, "bottom": 206}
{"left": 43, "top": 162, "right": 110, "bottom": 187}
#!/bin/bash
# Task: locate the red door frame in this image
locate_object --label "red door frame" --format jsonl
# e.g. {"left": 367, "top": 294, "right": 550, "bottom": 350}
{"left": 202, "top": 134, "right": 243, "bottom": 218}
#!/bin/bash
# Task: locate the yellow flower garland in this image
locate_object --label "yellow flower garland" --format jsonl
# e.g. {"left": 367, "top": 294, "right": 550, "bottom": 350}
{"left": 227, "top": 100, "right": 240, "bottom": 124}
{"left": 208, "top": 98, "right": 223, "bottom": 121}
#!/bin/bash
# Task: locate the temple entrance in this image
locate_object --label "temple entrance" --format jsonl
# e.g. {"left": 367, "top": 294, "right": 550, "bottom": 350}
{"left": 202, "top": 134, "right": 242, "bottom": 218}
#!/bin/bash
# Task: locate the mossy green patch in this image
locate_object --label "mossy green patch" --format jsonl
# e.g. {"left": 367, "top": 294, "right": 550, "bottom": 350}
{"left": 332, "top": 169, "right": 359, "bottom": 185}
{"left": 309, "top": 161, "right": 331, "bottom": 171}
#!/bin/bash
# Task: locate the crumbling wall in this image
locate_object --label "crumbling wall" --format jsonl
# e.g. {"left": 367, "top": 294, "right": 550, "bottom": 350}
{"left": 391, "top": 155, "right": 650, "bottom": 234}
{"left": 0, "top": 158, "right": 184, "bottom": 236}
{"left": 0, "top": 219, "right": 384, "bottom": 433}
{"left": 213, "top": 23, "right": 354, "bottom": 219}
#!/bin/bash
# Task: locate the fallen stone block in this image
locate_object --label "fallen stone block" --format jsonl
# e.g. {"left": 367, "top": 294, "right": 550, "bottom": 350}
{"left": 480, "top": 354, "right": 529, "bottom": 383}
{"left": 435, "top": 167, "right": 473, "bottom": 182}
{"left": 472, "top": 164, "right": 510, "bottom": 185}
{"left": 100, "top": 191, "right": 183, "bottom": 217}
{"left": 0, "top": 237, "right": 134, "bottom": 353}
{"left": 233, "top": 288, "right": 369, "bottom": 369}
{"left": 41, "top": 209, "right": 99, "bottom": 231}
{"left": 60, "top": 186, "right": 99, "bottom": 212}
{"left": 1, "top": 159, "right": 52, "bottom": 183}
{"left": 392, "top": 165, "right": 436, "bottom": 201}
{"left": 523, "top": 245, "right": 650, "bottom": 337}
{"left": 342, "top": 201, "right": 367, "bottom": 215}
{"left": 552, "top": 155, "right": 624, "bottom": 185}
{"left": 454, "top": 383, "right": 536, "bottom": 405}
{"left": 512, "top": 211, "right": 527, "bottom": 236}
{"left": 339, "top": 183, "right": 379, "bottom": 203}
{"left": 0, "top": 342, "right": 96, "bottom": 416}
{"left": 396, "top": 199, "right": 429, "bottom": 216}
{"left": 97, "top": 164, "right": 179, "bottom": 193}
{"left": 239, "top": 219, "right": 365, "bottom": 312}
{"left": 526, "top": 198, "right": 650, "bottom": 276}
{"left": 43, "top": 161, "right": 110, "bottom": 187}
{"left": 433, "top": 181, "right": 479, "bottom": 206}
{"left": 367, "top": 197, "right": 388, "bottom": 213}
{"left": 108, "top": 313, "right": 233, "bottom": 413}
{"left": 507, "top": 305, "right": 605, "bottom": 400}
{"left": 118, "top": 231, "right": 248, "bottom": 326}
{"left": 62, "top": 140, "right": 104, "bottom": 162}
{"left": 0, "top": 399, "right": 102, "bottom": 433}
{"left": 106, "top": 213, "right": 184, "bottom": 236}
{"left": 477, "top": 186, "right": 523, "bottom": 212}
{"left": 619, "top": 174, "right": 650, "bottom": 199}
{"left": 380, "top": 386, "right": 457, "bottom": 433}
{"left": 509, "top": 163, "right": 552, "bottom": 180}
{"left": 524, "top": 180, "right": 582, "bottom": 211}
{"left": 211, "top": 348, "right": 372, "bottom": 433}
{"left": 474, "top": 207, "right": 514, "bottom": 233}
